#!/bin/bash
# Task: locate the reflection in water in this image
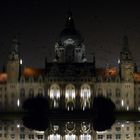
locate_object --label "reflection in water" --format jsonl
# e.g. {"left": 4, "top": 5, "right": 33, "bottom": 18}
{"left": 0, "top": 120, "right": 139, "bottom": 140}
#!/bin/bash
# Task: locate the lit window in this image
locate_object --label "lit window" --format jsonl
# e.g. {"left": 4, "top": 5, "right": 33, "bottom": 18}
{"left": 49, "top": 134, "right": 61, "bottom": 140}
{"left": 80, "top": 134, "right": 91, "bottom": 140}
{"left": 50, "top": 84, "right": 60, "bottom": 99}
{"left": 65, "top": 134, "right": 76, "bottom": 140}
{"left": 66, "top": 85, "right": 75, "bottom": 100}
{"left": 80, "top": 84, "right": 91, "bottom": 100}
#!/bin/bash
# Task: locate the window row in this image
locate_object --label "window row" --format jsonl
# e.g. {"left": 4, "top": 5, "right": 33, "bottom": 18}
{"left": 49, "top": 84, "right": 91, "bottom": 100}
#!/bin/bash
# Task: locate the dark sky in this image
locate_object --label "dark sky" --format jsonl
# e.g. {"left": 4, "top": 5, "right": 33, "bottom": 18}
{"left": 0, "top": 1, "right": 140, "bottom": 70}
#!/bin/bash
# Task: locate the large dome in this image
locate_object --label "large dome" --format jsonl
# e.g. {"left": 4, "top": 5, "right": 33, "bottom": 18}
{"left": 59, "top": 27, "right": 83, "bottom": 44}
{"left": 58, "top": 11, "right": 83, "bottom": 45}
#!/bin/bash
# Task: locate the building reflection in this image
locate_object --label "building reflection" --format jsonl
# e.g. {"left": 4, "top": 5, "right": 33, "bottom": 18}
{"left": 0, "top": 120, "right": 139, "bottom": 140}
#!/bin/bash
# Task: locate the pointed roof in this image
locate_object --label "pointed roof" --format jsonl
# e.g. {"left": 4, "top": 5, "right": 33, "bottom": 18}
{"left": 10, "top": 37, "right": 19, "bottom": 54}
{"left": 59, "top": 10, "right": 83, "bottom": 44}
{"left": 65, "top": 9, "right": 75, "bottom": 28}
{"left": 121, "top": 35, "right": 130, "bottom": 52}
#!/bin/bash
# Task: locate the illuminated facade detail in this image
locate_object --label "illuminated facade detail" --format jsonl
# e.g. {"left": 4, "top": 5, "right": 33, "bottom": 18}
{"left": 65, "top": 84, "right": 75, "bottom": 110}
{"left": 48, "top": 134, "right": 61, "bottom": 140}
{"left": 65, "top": 84, "right": 75, "bottom": 100}
{"left": 49, "top": 84, "right": 61, "bottom": 108}
{"left": 65, "top": 134, "right": 76, "bottom": 140}
{"left": 80, "top": 134, "right": 91, "bottom": 140}
{"left": 80, "top": 84, "right": 91, "bottom": 110}
{"left": 17, "top": 99, "right": 20, "bottom": 107}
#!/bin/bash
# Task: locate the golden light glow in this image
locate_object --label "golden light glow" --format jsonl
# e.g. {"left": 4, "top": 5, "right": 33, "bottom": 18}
{"left": 133, "top": 72, "right": 140, "bottom": 82}
{"left": 0, "top": 73, "right": 7, "bottom": 82}
{"left": 23, "top": 67, "right": 43, "bottom": 78}
{"left": 96, "top": 67, "right": 118, "bottom": 77}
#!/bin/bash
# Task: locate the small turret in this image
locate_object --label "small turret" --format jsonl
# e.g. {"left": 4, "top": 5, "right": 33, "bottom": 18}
{"left": 6, "top": 38, "right": 20, "bottom": 83}
{"left": 120, "top": 35, "right": 134, "bottom": 81}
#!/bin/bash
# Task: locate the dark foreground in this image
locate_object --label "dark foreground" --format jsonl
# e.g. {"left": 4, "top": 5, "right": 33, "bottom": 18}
{"left": 0, "top": 110, "right": 140, "bottom": 121}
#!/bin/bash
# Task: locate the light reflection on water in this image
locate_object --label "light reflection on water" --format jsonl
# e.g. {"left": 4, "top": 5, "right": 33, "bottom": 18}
{"left": 0, "top": 120, "right": 139, "bottom": 140}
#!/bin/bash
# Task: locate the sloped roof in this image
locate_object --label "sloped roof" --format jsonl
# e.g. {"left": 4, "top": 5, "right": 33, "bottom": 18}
{"left": 96, "top": 67, "right": 118, "bottom": 78}
{"left": 22, "top": 67, "right": 45, "bottom": 78}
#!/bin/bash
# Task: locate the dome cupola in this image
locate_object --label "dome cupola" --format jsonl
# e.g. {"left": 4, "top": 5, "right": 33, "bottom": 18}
{"left": 59, "top": 10, "right": 83, "bottom": 45}
{"left": 54, "top": 10, "right": 86, "bottom": 63}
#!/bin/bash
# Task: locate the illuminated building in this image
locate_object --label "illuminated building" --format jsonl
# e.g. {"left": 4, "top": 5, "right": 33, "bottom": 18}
{"left": 0, "top": 11, "right": 140, "bottom": 112}
{"left": 0, "top": 10, "right": 140, "bottom": 110}
{"left": 0, "top": 10, "right": 140, "bottom": 140}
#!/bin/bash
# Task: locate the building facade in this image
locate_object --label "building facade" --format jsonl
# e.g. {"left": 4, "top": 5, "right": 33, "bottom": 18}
{"left": 0, "top": 11, "right": 140, "bottom": 111}
{"left": 0, "top": 120, "right": 140, "bottom": 140}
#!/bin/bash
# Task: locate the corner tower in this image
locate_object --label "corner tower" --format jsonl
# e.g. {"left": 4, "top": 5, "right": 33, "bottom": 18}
{"left": 54, "top": 10, "right": 86, "bottom": 63}
{"left": 120, "top": 35, "right": 134, "bottom": 81}
{"left": 6, "top": 39, "right": 20, "bottom": 83}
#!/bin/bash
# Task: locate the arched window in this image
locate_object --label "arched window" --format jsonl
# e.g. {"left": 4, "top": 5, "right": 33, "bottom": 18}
{"left": 38, "top": 75, "right": 43, "bottom": 83}
{"left": 20, "top": 88, "right": 25, "bottom": 98}
{"left": 98, "top": 88, "right": 102, "bottom": 95}
{"left": 116, "top": 88, "right": 121, "bottom": 97}
{"left": 38, "top": 88, "right": 43, "bottom": 96}
{"left": 29, "top": 89, "right": 34, "bottom": 98}
{"left": 80, "top": 84, "right": 91, "bottom": 100}
{"left": 106, "top": 89, "right": 112, "bottom": 97}
{"left": 29, "top": 77, "right": 34, "bottom": 83}
{"left": 65, "top": 84, "right": 75, "bottom": 100}
{"left": 98, "top": 76, "right": 103, "bottom": 82}
{"left": 50, "top": 84, "right": 60, "bottom": 99}
{"left": 116, "top": 76, "right": 120, "bottom": 82}
{"left": 20, "top": 76, "right": 25, "bottom": 83}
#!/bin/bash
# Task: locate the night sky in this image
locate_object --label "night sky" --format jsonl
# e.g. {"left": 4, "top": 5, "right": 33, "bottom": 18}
{"left": 0, "top": 1, "right": 140, "bottom": 70}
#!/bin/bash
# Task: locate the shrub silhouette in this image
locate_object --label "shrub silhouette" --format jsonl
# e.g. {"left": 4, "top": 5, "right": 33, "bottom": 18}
{"left": 92, "top": 96, "right": 116, "bottom": 131}
{"left": 22, "top": 96, "right": 49, "bottom": 131}
{"left": 22, "top": 96, "right": 49, "bottom": 112}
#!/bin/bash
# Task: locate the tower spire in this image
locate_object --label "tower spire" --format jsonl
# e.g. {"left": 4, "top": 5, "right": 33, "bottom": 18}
{"left": 122, "top": 35, "right": 129, "bottom": 52}
{"left": 65, "top": 9, "right": 75, "bottom": 28}
{"left": 11, "top": 37, "right": 19, "bottom": 54}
